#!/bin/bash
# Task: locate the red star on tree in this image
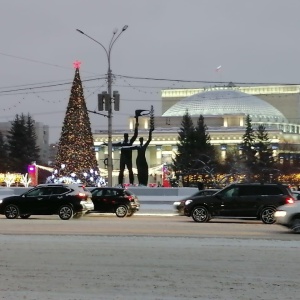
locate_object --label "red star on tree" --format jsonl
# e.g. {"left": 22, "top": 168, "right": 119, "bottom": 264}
{"left": 73, "top": 60, "right": 81, "bottom": 69}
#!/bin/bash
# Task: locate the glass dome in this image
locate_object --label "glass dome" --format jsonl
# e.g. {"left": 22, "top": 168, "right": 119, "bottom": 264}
{"left": 162, "top": 89, "right": 287, "bottom": 123}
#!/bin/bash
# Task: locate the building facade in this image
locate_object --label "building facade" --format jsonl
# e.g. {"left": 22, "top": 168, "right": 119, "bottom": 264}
{"left": 93, "top": 84, "right": 300, "bottom": 186}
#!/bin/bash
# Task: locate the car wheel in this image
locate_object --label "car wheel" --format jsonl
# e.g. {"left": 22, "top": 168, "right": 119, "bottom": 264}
{"left": 58, "top": 205, "right": 74, "bottom": 220}
{"left": 291, "top": 217, "right": 300, "bottom": 233}
{"left": 261, "top": 207, "right": 276, "bottom": 224}
{"left": 115, "top": 205, "right": 128, "bottom": 218}
{"left": 4, "top": 204, "right": 19, "bottom": 219}
{"left": 20, "top": 214, "right": 31, "bottom": 219}
{"left": 191, "top": 206, "right": 210, "bottom": 222}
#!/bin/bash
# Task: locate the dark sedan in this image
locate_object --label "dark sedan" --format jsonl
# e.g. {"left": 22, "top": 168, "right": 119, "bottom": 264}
{"left": 89, "top": 187, "right": 140, "bottom": 217}
{"left": 0, "top": 184, "right": 94, "bottom": 220}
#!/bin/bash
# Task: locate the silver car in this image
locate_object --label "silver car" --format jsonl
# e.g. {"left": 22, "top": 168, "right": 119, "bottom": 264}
{"left": 275, "top": 202, "right": 300, "bottom": 233}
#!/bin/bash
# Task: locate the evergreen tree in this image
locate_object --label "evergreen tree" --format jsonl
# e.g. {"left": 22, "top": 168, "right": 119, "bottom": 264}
{"left": 240, "top": 114, "right": 257, "bottom": 173}
{"left": 194, "top": 115, "right": 215, "bottom": 160}
{"left": 222, "top": 148, "right": 248, "bottom": 181}
{"left": 0, "top": 131, "right": 9, "bottom": 172}
{"left": 173, "top": 110, "right": 195, "bottom": 176}
{"left": 54, "top": 63, "right": 99, "bottom": 185}
{"left": 173, "top": 112, "right": 216, "bottom": 186}
{"left": 192, "top": 115, "right": 217, "bottom": 184}
{"left": 6, "top": 113, "right": 40, "bottom": 173}
{"left": 24, "top": 114, "right": 40, "bottom": 164}
{"left": 256, "top": 124, "right": 274, "bottom": 180}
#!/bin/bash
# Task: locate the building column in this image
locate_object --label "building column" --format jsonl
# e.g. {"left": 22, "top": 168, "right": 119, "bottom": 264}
{"left": 156, "top": 145, "right": 162, "bottom": 166}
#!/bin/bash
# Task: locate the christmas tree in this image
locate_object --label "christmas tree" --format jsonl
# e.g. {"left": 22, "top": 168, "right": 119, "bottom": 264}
{"left": 52, "top": 61, "right": 100, "bottom": 185}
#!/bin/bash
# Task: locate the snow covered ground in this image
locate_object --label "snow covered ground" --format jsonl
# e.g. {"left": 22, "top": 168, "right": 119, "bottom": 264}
{"left": 0, "top": 234, "right": 299, "bottom": 300}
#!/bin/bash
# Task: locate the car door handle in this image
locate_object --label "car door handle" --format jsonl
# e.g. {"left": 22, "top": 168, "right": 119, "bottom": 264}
{"left": 37, "top": 197, "right": 43, "bottom": 200}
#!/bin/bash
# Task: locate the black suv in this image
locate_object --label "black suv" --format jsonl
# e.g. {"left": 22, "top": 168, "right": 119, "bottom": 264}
{"left": 0, "top": 184, "right": 94, "bottom": 220}
{"left": 184, "top": 183, "right": 295, "bottom": 224}
{"left": 89, "top": 187, "right": 140, "bottom": 217}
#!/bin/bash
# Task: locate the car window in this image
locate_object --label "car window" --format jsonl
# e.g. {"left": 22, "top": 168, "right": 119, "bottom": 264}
{"left": 51, "top": 187, "right": 69, "bottom": 195}
{"left": 26, "top": 188, "right": 44, "bottom": 197}
{"left": 104, "top": 189, "right": 112, "bottom": 196}
{"left": 93, "top": 189, "right": 104, "bottom": 196}
{"left": 221, "top": 187, "right": 239, "bottom": 197}
{"left": 239, "top": 186, "right": 262, "bottom": 196}
{"left": 40, "top": 187, "right": 55, "bottom": 195}
{"left": 260, "top": 186, "right": 284, "bottom": 195}
{"left": 106, "top": 190, "right": 117, "bottom": 196}
{"left": 228, "top": 185, "right": 285, "bottom": 196}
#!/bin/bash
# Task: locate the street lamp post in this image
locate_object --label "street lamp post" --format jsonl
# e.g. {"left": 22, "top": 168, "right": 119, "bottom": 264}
{"left": 76, "top": 26, "right": 128, "bottom": 187}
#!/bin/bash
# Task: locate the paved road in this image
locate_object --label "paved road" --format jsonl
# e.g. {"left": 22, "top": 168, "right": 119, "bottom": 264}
{"left": 137, "top": 203, "right": 176, "bottom": 215}
{"left": 0, "top": 213, "right": 299, "bottom": 240}
{"left": 0, "top": 215, "right": 299, "bottom": 300}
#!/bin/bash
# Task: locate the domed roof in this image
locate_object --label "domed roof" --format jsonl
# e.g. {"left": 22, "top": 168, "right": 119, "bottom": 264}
{"left": 162, "top": 88, "right": 287, "bottom": 123}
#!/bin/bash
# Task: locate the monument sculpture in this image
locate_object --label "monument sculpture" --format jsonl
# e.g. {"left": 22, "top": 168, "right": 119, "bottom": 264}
{"left": 122, "top": 106, "right": 155, "bottom": 186}
{"left": 103, "top": 107, "right": 154, "bottom": 186}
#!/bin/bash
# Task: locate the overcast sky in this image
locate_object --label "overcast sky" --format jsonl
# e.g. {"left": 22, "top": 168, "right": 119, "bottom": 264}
{"left": 1, "top": 0, "right": 300, "bottom": 143}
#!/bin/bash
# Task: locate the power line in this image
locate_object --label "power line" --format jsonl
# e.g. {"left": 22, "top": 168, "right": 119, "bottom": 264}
{"left": 0, "top": 76, "right": 106, "bottom": 94}
{"left": 115, "top": 74, "right": 300, "bottom": 87}
{"left": 2, "top": 72, "right": 300, "bottom": 96}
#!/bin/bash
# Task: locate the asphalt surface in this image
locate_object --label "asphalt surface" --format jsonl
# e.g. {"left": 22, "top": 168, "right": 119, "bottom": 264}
{"left": 0, "top": 216, "right": 299, "bottom": 300}
{"left": 137, "top": 203, "right": 176, "bottom": 216}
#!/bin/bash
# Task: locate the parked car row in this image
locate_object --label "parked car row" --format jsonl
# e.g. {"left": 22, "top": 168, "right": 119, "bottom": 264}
{"left": 1, "top": 182, "right": 300, "bottom": 234}
{"left": 0, "top": 184, "right": 140, "bottom": 220}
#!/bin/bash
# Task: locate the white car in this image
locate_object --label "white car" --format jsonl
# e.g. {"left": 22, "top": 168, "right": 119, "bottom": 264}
{"left": 274, "top": 202, "right": 300, "bottom": 233}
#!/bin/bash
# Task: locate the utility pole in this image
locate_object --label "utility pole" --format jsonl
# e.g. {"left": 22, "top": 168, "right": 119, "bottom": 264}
{"left": 77, "top": 26, "right": 128, "bottom": 187}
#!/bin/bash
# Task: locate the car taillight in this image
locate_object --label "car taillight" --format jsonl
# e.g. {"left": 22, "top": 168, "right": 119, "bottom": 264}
{"left": 285, "top": 196, "right": 294, "bottom": 204}
{"left": 125, "top": 195, "right": 134, "bottom": 202}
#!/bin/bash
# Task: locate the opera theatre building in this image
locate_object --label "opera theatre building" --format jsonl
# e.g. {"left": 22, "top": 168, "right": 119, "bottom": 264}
{"left": 93, "top": 83, "right": 300, "bottom": 186}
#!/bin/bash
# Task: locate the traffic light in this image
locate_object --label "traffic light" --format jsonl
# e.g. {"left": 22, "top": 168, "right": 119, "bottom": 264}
{"left": 113, "top": 91, "right": 120, "bottom": 111}
{"left": 104, "top": 93, "right": 111, "bottom": 111}
{"left": 98, "top": 91, "right": 119, "bottom": 111}
{"left": 98, "top": 91, "right": 111, "bottom": 111}
{"left": 98, "top": 92, "right": 105, "bottom": 111}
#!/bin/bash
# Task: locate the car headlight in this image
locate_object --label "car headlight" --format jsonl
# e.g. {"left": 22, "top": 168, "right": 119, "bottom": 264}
{"left": 173, "top": 201, "right": 181, "bottom": 206}
{"left": 0, "top": 199, "right": 2, "bottom": 204}
{"left": 185, "top": 200, "right": 193, "bottom": 205}
{"left": 274, "top": 211, "right": 287, "bottom": 217}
